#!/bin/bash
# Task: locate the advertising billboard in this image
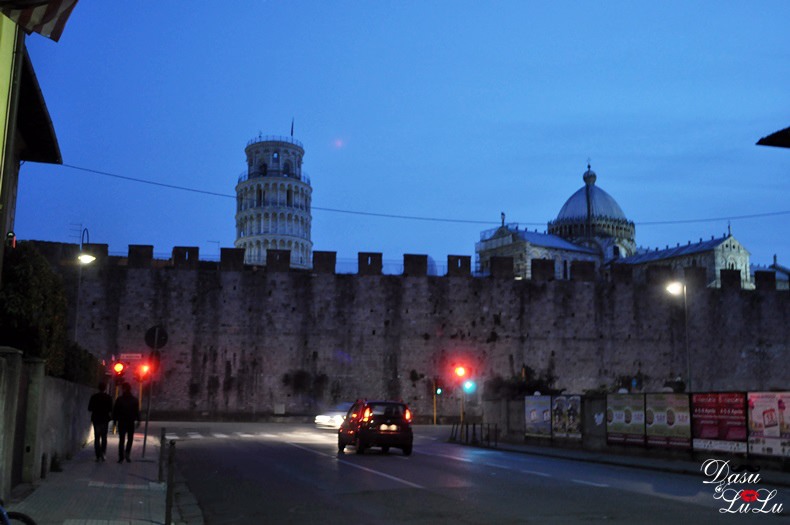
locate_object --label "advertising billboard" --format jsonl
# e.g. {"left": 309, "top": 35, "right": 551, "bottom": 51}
{"left": 691, "top": 393, "right": 747, "bottom": 453}
{"left": 645, "top": 393, "right": 691, "bottom": 449}
{"left": 606, "top": 394, "right": 645, "bottom": 445}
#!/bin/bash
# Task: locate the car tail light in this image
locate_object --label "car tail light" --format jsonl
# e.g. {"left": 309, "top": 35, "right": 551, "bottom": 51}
{"left": 362, "top": 407, "right": 371, "bottom": 422}
{"left": 404, "top": 408, "right": 412, "bottom": 422}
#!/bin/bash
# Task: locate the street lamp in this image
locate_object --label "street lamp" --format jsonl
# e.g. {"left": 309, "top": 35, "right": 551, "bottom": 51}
{"left": 78, "top": 228, "right": 96, "bottom": 264}
{"left": 75, "top": 228, "right": 95, "bottom": 341}
{"left": 666, "top": 280, "right": 691, "bottom": 392}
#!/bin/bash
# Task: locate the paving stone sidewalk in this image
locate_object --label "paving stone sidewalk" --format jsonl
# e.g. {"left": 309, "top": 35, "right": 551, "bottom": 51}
{"left": 6, "top": 428, "right": 203, "bottom": 525}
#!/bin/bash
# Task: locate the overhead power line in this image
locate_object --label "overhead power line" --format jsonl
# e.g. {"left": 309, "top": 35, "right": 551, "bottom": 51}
{"left": 58, "top": 163, "right": 790, "bottom": 227}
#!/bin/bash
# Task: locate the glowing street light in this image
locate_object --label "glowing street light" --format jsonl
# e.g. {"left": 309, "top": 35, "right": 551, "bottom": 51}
{"left": 75, "top": 228, "right": 96, "bottom": 341}
{"left": 666, "top": 280, "right": 691, "bottom": 392}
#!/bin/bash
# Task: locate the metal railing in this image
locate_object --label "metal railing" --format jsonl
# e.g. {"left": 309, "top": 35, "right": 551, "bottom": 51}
{"left": 246, "top": 134, "right": 303, "bottom": 149}
{"left": 449, "top": 423, "right": 499, "bottom": 448}
{"left": 238, "top": 169, "right": 311, "bottom": 185}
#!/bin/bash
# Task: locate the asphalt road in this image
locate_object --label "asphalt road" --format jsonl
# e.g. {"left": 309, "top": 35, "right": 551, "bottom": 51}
{"left": 160, "top": 422, "right": 786, "bottom": 524}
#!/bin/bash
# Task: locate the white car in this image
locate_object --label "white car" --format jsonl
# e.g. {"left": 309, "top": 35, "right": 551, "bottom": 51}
{"left": 314, "top": 402, "right": 353, "bottom": 429}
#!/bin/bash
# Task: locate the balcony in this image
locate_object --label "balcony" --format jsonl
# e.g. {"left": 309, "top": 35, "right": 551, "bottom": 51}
{"left": 238, "top": 169, "right": 311, "bottom": 185}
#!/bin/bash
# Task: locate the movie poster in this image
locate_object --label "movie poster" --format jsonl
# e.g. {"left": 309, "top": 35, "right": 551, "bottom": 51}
{"left": 524, "top": 396, "right": 552, "bottom": 438}
{"left": 552, "top": 395, "right": 582, "bottom": 440}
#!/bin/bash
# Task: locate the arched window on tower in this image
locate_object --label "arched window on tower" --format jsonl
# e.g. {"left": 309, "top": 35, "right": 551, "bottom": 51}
{"left": 260, "top": 163, "right": 267, "bottom": 176}
{"left": 283, "top": 161, "right": 291, "bottom": 176}
{"left": 287, "top": 188, "right": 293, "bottom": 207}
{"left": 613, "top": 246, "right": 620, "bottom": 259}
{"left": 272, "top": 151, "right": 280, "bottom": 164}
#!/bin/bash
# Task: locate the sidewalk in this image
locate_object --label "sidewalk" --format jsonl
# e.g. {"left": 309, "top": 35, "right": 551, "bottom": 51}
{"left": 6, "top": 425, "right": 203, "bottom": 525}
{"left": 463, "top": 434, "right": 790, "bottom": 488}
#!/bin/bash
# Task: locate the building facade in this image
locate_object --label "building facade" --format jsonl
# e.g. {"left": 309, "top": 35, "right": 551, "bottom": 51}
{"left": 477, "top": 164, "right": 637, "bottom": 279}
{"left": 234, "top": 134, "right": 313, "bottom": 269}
{"left": 476, "top": 163, "right": 753, "bottom": 287}
{"left": 617, "top": 232, "right": 751, "bottom": 288}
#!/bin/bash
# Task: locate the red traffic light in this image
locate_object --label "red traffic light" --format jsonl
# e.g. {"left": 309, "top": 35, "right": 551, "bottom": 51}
{"left": 454, "top": 366, "right": 467, "bottom": 378}
{"left": 135, "top": 363, "right": 152, "bottom": 381}
{"left": 113, "top": 362, "right": 125, "bottom": 375}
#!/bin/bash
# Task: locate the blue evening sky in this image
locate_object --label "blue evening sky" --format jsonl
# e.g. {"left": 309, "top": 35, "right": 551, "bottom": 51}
{"left": 16, "top": 2, "right": 790, "bottom": 270}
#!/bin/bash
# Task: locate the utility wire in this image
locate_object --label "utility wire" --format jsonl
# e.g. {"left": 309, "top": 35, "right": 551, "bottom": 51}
{"left": 59, "top": 163, "right": 790, "bottom": 227}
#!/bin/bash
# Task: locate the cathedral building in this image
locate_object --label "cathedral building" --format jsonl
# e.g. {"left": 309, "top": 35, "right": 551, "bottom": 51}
{"left": 234, "top": 134, "right": 313, "bottom": 269}
{"left": 476, "top": 163, "right": 751, "bottom": 286}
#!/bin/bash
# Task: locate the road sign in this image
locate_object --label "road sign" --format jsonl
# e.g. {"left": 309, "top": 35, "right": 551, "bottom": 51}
{"left": 145, "top": 325, "right": 168, "bottom": 350}
{"left": 119, "top": 353, "right": 143, "bottom": 361}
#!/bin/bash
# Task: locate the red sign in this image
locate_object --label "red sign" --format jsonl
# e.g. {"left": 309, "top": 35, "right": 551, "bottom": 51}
{"left": 691, "top": 393, "right": 747, "bottom": 453}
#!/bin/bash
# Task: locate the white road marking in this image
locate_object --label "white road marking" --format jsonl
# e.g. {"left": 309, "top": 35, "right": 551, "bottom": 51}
{"left": 521, "top": 470, "right": 552, "bottom": 477}
{"left": 165, "top": 433, "right": 179, "bottom": 441}
{"left": 416, "top": 451, "right": 473, "bottom": 463}
{"left": 212, "top": 433, "right": 229, "bottom": 438}
{"left": 287, "top": 442, "right": 424, "bottom": 489}
{"left": 571, "top": 479, "right": 609, "bottom": 487}
{"left": 187, "top": 432, "right": 203, "bottom": 439}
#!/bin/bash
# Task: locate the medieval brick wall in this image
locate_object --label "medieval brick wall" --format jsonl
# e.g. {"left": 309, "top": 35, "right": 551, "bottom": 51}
{"left": 41, "top": 242, "right": 790, "bottom": 421}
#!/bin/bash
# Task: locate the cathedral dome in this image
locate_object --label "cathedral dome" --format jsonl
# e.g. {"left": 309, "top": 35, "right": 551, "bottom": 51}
{"left": 555, "top": 165, "right": 628, "bottom": 222}
{"left": 547, "top": 164, "right": 636, "bottom": 261}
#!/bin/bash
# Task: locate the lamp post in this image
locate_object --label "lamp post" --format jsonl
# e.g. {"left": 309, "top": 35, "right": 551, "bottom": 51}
{"left": 666, "top": 281, "right": 690, "bottom": 392}
{"left": 74, "top": 228, "right": 96, "bottom": 341}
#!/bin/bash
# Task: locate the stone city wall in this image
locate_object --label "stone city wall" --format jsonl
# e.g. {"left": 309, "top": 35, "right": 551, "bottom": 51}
{"left": 35, "top": 242, "right": 790, "bottom": 422}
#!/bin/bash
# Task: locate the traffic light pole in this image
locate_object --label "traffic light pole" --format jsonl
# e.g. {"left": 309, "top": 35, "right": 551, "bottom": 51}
{"left": 432, "top": 378, "right": 436, "bottom": 425}
{"left": 142, "top": 380, "right": 152, "bottom": 458}
{"left": 460, "top": 393, "right": 464, "bottom": 428}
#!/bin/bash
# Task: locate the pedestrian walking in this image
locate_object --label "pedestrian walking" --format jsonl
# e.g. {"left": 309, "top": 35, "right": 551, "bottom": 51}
{"left": 87, "top": 382, "right": 113, "bottom": 461}
{"left": 112, "top": 381, "right": 140, "bottom": 463}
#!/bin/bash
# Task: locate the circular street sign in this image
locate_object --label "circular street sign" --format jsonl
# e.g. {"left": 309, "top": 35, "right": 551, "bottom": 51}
{"left": 145, "top": 325, "right": 168, "bottom": 350}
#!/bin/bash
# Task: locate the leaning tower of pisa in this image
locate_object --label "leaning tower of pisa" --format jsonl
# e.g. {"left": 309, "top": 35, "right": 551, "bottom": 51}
{"left": 234, "top": 134, "right": 313, "bottom": 269}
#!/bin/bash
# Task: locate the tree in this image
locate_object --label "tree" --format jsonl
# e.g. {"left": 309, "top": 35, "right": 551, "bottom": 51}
{"left": 0, "top": 242, "right": 68, "bottom": 376}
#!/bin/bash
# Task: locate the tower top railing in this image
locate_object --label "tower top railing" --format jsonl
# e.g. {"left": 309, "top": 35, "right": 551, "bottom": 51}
{"left": 238, "top": 169, "right": 311, "bottom": 185}
{"left": 246, "top": 134, "right": 304, "bottom": 149}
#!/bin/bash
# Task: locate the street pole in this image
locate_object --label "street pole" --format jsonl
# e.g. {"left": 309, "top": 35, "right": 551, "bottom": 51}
{"left": 683, "top": 283, "right": 691, "bottom": 392}
{"left": 460, "top": 392, "right": 464, "bottom": 428}
{"left": 432, "top": 378, "right": 437, "bottom": 425}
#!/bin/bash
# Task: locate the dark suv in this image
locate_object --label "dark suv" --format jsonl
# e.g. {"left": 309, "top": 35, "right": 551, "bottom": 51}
{"left": 338, "top": 400, "right": 413, "bottom": 456}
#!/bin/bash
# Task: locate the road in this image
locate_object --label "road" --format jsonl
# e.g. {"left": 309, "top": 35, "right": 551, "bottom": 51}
{"left": 156, "top": 422, "right": 786, "bottom": 524}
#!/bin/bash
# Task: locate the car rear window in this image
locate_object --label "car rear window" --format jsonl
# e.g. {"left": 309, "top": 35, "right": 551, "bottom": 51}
{"left": 368, "top": 403, "right": 406, "bottom": 417}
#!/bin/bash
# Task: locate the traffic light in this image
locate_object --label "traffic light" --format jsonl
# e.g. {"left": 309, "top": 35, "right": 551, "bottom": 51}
{"left": 112, "top": 362, "right": 126, "bottom": 383}
{"left": 434, "top": 377, "right": 443, "bottom": 395}
{"left": 135, "top": 363, "right": 151, "bottom": 382}
{"left": 453, "top": 363, "right": 476, "bottom": 393}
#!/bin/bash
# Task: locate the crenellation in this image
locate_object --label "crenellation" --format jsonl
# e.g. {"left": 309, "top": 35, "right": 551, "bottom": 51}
{"left": 357, "top": 252, "right": 382, "bottom": 275}
{"left": 27, "top": 240, "right": 790, "bottom": 421}
{"left": 720, "top": 269, "right": 742, "bottom": 289}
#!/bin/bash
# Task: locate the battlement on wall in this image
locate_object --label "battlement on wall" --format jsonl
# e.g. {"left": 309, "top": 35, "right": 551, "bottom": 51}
{"left": 29, "top": 240, "right": 787, "bottom": 292}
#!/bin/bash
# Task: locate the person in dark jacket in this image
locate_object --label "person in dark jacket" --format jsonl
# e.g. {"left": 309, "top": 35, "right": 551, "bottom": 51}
{"left": 87, "top": 382, "right": 113, "bottom": 461}
{"left": 112, "top": 382, "right": 140, "bottom": 463}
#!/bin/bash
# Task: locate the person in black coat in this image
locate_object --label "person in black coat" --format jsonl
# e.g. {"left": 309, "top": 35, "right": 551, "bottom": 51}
{"left": 112, "top": 382, "right": 140, "bottom": 463}
{"left": 87, "top": 382, "right": 113, "bottom": 461}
